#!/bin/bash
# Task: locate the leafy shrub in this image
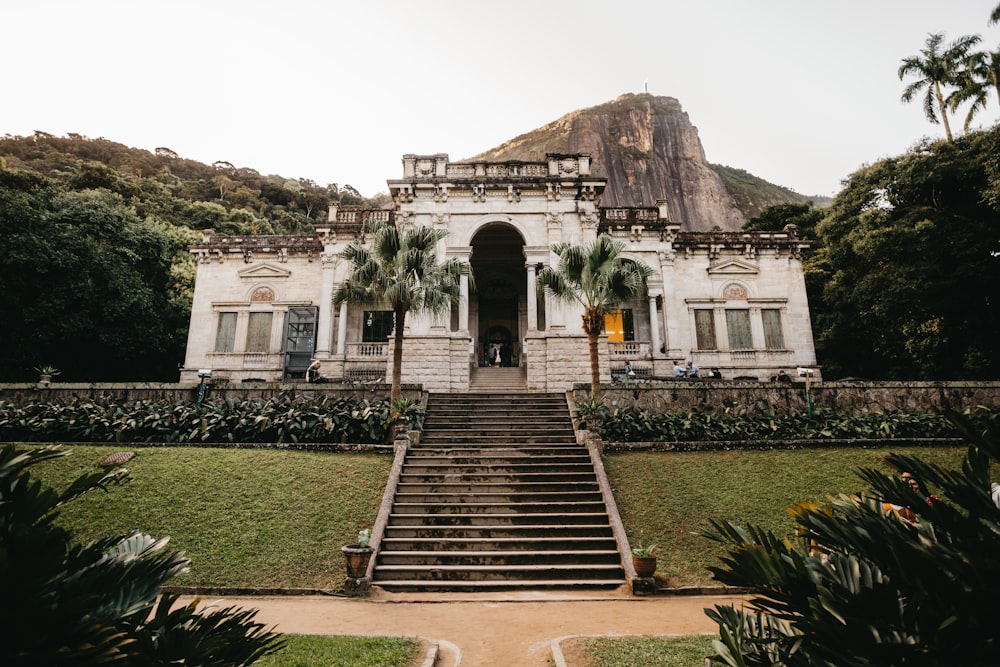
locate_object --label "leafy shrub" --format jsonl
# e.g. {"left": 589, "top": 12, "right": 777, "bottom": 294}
{"left": 703, "top": 407, "right": 1000, "bottom": 665}
{"left": 0, "top": 393, "right": 414, "bottom": 444}
{"left": 595, "top": 405, "right": 973, "bottom": 443}
{"left": 0, "top": 444, "right": 284, "bottom": 665}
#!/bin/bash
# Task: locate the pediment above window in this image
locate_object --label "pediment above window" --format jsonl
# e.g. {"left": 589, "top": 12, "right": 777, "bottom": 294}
{"left": 707, "top": 259, "right": 759, "bottom": 275}
{"left": 238, "top": 264, "right": 291, "bottom": 280}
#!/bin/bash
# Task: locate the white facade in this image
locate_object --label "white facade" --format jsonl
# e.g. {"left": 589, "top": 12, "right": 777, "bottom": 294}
{"left": 180, "top": 153, "right": 819, "bottom": 388}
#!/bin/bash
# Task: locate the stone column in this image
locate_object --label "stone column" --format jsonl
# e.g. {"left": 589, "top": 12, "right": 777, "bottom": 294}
{"left": 448, "top": 246, "right": 473, "bottom": 333}
{"left": 648, "top": 294, "right": 661, "bottom": 357}
{"left": 336, "top": 300, "right": 348, "bottom": 356}
{"left": 459, "top": 273, "right": 469, "bottom": 332}
{"left": 315, "top": 253, "right": 336, "bottom": 356}
{"left": 526, "top": 263, "right": 538, "bottom": 331}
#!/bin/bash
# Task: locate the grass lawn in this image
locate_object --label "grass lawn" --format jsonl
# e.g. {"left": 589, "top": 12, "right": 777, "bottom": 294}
{"left": 29, "top": 445, "right": 393, "bottom": 588}
{"left": 25, "top": 443, "right": 971, "bottom": 589}
{"left": 566, "top": 634, "right": 716, "bottom": 667}
{"left": 258, "top": 635, "right": 422, "bottom": 667}
{"left": 605, "top": 445, "right": 970, "bottom": 585}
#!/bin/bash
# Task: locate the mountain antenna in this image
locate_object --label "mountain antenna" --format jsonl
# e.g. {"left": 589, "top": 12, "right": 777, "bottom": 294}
{"left": 643, "top": 80, "right": 648, "bottom": 93}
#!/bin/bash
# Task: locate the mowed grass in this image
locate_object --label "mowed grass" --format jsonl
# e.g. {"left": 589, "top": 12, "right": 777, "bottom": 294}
{"left": 26, "top": 443, "right": 971, "bottom": 589}
{"left": 569, "top": 634, "right": 716, "bottom": 666}
{"left": 29, "top": 445, "right": 393, "bottom": 589}
{"left": 604, "top": 445, "right": 970, "bottom": 585}
{"left": 256, "top": 635, "right": 422, "bottom": 667}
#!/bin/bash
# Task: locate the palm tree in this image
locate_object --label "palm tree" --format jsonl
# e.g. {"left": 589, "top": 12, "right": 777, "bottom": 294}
{"left": 899, "top": 32, "right": 981, "bottom": 141}
{"left": 950, "top": 47, "right": 1000, "bottom": 131}
{"left": 333, "top": 221, "right": 472, "bottom": 402}
{"left": 992, "top": 3, "right": 1000, "bottom": 25}
{"left": 536, "top": 234, "right": 652, "bottom": 400}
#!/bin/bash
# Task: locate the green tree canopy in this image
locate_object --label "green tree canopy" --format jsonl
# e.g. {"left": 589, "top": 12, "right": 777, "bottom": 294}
{"left": 813, "top": 128, "right": 1000, "bottom": 380}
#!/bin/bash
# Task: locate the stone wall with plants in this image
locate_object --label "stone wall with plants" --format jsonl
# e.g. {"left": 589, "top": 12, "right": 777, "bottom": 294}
{"left": 592, "top": 380, "right": 1000, "bottom": 416}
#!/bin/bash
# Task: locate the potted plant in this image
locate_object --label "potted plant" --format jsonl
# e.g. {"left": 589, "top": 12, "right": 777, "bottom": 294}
{"left": 34, "top": 365, "right": 60, "bottom": 385}
{"left": 390, "top": 397, "right": 422, "bottom": 436}
{"left": 342, "top": 528, "right": 373, "bottom": 578}
{"left": 631, "top": 543, "right": 659, "bottom": 577}
{"left": 576, "top": 395, "right": 605, "bottom": 431}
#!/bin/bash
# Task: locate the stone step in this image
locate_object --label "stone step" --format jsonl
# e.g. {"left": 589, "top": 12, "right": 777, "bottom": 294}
{"left": 379, "top": 536, "right": 619, "bottom": 551}
{"left": 398, "top": 473, "right": 597, "bottom": 485}
{"left": 383, "top": 524, "right": 615, "bottom": 539}
{"left": 427, "top": 392, "right": 562, "bottom": 403}
{"left": 404, "top": 454, "right": 590, "bottom": 465}
{"left": 409, "top": 445, "right": 585, "bottom": 456}
{"left": 419, "top": 435, "right": 577, "bottom": 445}
{"left": 378, "top": 550, "right": 622, "bottom": 566}
{"left": 415, "top": 440, "right": 582, "bottom": 448}
{"left": 375, "top": 578, "right": 626, "bottom": 592}
{"left": 392, "top": 491, "right": 605, "bottom": 504}
{"left": 401, "top": 463, "right": 595, "bottom": 475}
{"left": 391, "top": 501, "right": 608, "bottom": 514}
{"left": 395, "top": 481, "right": 600, "bottom": 494}
{"left": 388, "top": 512, "right": 611, "bottom": 527}
{"left": 423, "top": 415, "right": 571, "bottom": 425}
{"left": 374, "top": 563, "right": 625, "bottom": 582}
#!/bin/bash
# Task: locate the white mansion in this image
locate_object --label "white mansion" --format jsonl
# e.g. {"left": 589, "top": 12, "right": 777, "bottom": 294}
{"left": 180, "top": 153, "right": 819, "bottom": 389}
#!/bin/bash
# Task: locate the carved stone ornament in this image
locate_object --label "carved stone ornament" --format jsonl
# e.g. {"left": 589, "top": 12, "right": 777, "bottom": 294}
{"left": 723, "top": 282, "right": 748, "bottom": 300}
{"left": 417, "top": 159, "right": 434, "bottom": 176}
{"left": 251, "top": 286, "right": 275, "bottom": 302}
{"left": 560, "top": 159, "right": 578, "bottom": 174}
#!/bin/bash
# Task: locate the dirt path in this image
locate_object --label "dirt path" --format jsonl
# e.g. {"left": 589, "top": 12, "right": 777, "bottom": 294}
{"left": 181, "top": 590, "right": 745, "bottom": 666}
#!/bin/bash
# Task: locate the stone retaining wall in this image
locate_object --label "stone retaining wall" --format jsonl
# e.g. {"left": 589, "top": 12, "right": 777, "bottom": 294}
{"left": 582, "top": 380, "right": 1000, "bottom": 415}
{"left": 3, "top": 380, "right": 999, "bottom": 416}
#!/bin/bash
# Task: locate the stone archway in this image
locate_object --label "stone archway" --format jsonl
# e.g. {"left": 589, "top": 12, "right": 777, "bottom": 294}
{"left": 470, "top": 224, "right": 526, "bottom": 367}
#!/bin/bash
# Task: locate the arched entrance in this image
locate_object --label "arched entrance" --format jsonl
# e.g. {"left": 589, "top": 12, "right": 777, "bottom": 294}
{"left": 470, "top": 224, "right": 525, "bottom": 368}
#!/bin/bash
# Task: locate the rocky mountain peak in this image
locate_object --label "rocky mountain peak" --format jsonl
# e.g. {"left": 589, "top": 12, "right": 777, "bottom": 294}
{"left": 474, "top": 93, "right": 805, "bottom": 232}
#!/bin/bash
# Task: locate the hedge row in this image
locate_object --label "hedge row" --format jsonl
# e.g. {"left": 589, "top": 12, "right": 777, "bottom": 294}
{"left": 592, "top": 405, "right": 992, "bottom": 442}
{"left": 0, "top": 394, "right": 402, "bottom": 444}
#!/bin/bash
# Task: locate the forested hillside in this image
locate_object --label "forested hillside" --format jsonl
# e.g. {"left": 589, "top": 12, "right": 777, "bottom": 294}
{"left": 0, "top": 133, "right": 386, "bottom": 382}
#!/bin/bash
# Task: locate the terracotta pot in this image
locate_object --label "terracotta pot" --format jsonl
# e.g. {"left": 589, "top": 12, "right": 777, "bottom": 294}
{"left": 342, "top": 545, "right": 373, "bottom": 578}
{"left": 633, "top": 555, "right": 657, "bottom": 577}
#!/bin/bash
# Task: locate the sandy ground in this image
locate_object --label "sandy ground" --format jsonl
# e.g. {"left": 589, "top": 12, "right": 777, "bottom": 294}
{"left": 181, "top": 589, "right": 746, "bottom": 666}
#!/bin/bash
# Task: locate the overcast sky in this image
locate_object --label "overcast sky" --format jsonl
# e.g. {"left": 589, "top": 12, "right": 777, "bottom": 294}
{"left": 6, "top": 1, "right": 1000, "bottom": 199}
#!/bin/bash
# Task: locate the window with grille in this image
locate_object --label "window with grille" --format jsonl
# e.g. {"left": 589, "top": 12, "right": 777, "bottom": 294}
{"left": 762, "top": 309, "right": 785, "bottom": 350}
{"left": 726, "top": 309, "right": 753, "bottom": 350}
{"left": 694, "top": 309, "right": 717, "bottom": 349}
{"left": 363, "top": 311, "right": 394, "bottom": 342}
{"left": 214, "top": 312, "right": 237, "bottom": 353}
{"left": 246, "top": 312, "right": 273, "bottom": 353}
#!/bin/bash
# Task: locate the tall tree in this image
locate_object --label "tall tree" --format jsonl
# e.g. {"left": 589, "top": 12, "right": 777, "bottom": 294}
{"left": 899, "top": 32, "right": 981, "bottom": 141}
{"left": 333, "top": 221, "right": 472, "bottom": 402}
{"left": 814, "top": 128, "right": 1000, "bottom": 380}
{"left": 536, "top": 235, "right": 652, "bottom": 399}
{"left": 950, "top": 46, "right": 1000, "bottom": 131}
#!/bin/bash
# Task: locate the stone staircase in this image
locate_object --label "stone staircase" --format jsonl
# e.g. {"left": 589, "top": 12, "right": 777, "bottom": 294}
{"left": 372, "top": 392, "right": 626, "bottom": 592}
{"left": 468, "top": 365, "right": 526, "bottom": 392}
